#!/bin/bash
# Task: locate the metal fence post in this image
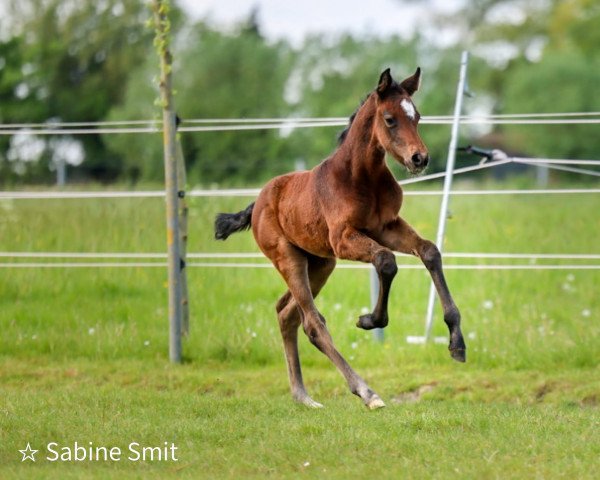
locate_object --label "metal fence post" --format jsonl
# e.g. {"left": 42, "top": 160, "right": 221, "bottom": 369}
{"left": 536, "top": 164, "right": 549, "bottom": 187}
{"left": 56, "top": 158, "right": 66, "bottom": 187}
{"left": 424, "top": 50, "right": 470, "bottom": 341}
{"left": 153, "top": 0, "right": 183, "bottom": 363}
{"left": 370, "top": 267, "right": 384, "bottom": 342}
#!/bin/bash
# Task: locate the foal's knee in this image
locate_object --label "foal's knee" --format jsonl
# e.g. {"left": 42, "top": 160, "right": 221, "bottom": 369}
{"left": 302, "top": 315, "right": 330, "bottom": 350}
{"left": 374, "top": 249, "right": 397, "bottom": 279}
{"left": 420, "top": 241, "right": 441, "bottom": 271}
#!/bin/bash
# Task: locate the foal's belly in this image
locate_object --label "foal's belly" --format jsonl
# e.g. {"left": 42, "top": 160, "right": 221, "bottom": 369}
{"left": 279, "top": 198, "right": 335, "bottom": 258}
{"left": 276, "top": 174, "right": 335, "bottom": 258}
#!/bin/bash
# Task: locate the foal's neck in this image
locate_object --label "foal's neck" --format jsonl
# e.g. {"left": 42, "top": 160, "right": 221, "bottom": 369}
{"left": 336, "top": 94, "right": 388, "bottom": 179}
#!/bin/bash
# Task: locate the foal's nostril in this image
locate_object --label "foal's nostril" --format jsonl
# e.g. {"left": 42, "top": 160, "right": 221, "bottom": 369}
{"left": 411, "top": 153, "right": 429, "bottom": 168}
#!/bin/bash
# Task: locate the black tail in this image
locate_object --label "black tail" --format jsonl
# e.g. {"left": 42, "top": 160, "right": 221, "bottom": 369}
{"left": 214, "top": 202, "right": 255, "bottom": 240}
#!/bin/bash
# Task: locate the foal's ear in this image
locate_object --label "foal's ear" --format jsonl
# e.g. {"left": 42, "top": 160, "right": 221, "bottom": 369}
{"left": 377, "top": 68, "right": 393, "bottom": 97}
{"left": 400, "top": 67, "right": 421, "bottom": 96}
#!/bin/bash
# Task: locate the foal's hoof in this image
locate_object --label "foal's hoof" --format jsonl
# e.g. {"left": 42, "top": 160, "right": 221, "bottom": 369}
{"left": 356, "top": 313, "right": 387, "bottom": 330}
{"left": 303, "top": 398, "right": 324, "bottom": 409}
{"left": 366, "top": 395, "right": 386, "bottom": 410}
{"left": 450, "top": 348, "right": 466, "bottom": 363}
{"left": 294, "top": 394, "right": 323, "bottom": 409}
{"left": 357, "top": 314, "right": 376, "bottom": 330}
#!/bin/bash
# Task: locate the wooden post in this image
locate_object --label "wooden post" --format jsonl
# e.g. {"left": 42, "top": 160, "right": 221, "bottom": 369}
{"left": 175, "top": 137, "right": 190, "bottom": 335}
{"left": 153, "top": 0, "right": 183, "bottom": 363}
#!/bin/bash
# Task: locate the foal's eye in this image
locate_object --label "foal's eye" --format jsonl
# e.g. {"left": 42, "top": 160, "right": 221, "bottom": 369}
{"left": 383, "top": 114, "right": 397, "bottom": 128}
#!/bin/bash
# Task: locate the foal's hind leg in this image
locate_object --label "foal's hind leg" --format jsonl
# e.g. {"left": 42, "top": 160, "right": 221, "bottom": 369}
{"left": 274, "top": 243, "right": 385, "bottom": 409}
{"left": 276, "top": 256, "right": 336, "bottom": 408}
{"left": 381, "top": 217, "right": 466, "bottom": 362}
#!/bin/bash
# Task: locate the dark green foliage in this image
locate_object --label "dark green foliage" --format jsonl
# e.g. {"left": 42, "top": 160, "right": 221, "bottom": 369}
{"left": 175, "top": 24, "right": 295, "bottom": 184}
{"left": 1, "top": 0, "right": 600, "bottom": 185}
{"left": 502, "top": 53, "right": 600, "bottom": 159}
{"left": 0, "top": 0, "right": 161, "bottom": 183}
{"left": 105, "top": 20, "right": 296, "bottom": 185}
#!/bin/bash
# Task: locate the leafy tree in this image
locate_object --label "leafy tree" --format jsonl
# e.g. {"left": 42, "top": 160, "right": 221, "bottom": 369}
{"left": 545, "top": 0, "right": 600, "bottom": 58}
{"left": 106, "top": 18, "right": 296, "bottom": 185}
{"left": 3, "top": 0, "right": 599, "bottom": 186}
{"left": 420, "top": 0, "right": 600, "bottom": 165}
{"left": 0, "top": 0, "right": 164, "bottom": 182}
{"left": 501, "top": 52, "right": 600, "bottom": 160}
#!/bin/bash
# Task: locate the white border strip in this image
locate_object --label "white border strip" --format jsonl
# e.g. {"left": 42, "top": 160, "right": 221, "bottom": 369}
{"left": 1, "top": 155, "right": 598, "bottom": 200}
{"left": 2, "top": 188, "right": 599, "bottom": 200}
{"left": 2, "top": 111, "right": 600, "bottom": 132}
{"left": 2, "top": 118, "right": 600, "bottom": 135}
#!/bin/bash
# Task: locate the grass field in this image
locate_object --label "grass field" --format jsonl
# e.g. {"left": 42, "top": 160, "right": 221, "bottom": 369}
{"left": 1, "top": 179, "right": 599, "bottom": 478}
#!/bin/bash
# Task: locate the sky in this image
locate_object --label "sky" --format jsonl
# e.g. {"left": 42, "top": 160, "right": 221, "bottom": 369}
{"left": 178, "top": 0, "right": 462, "bottom": 46}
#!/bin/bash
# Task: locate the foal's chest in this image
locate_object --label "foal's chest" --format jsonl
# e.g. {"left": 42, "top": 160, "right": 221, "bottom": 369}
{"left": 360, "top": 177, "right": 403, "bottom": 228}
{"left": 362, "top": 192, "right": 401, "bottom": 230}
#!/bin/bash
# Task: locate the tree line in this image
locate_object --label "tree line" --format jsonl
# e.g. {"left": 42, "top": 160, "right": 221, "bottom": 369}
{"left": 1, "top": 0, "right": 599, "bottom": 186}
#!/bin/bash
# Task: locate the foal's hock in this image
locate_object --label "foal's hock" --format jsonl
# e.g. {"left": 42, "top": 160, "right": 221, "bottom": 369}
{"left": 215, "top": 68, "right": 466, "bottom": 409}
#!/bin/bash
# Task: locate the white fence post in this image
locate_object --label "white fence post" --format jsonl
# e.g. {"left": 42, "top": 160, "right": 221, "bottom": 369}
{"left": 370, "top": 267, "right": 384, "bottom": 342}
{"left": 424, "top": 50, "right": 470, "bottom": 341}
{"left": 56, "top": 158, "right": 66, "bottom": 187}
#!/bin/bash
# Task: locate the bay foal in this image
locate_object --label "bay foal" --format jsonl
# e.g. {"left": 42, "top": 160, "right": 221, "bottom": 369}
{"left": 215, "top": 68, "right": 466, "bottom": 409}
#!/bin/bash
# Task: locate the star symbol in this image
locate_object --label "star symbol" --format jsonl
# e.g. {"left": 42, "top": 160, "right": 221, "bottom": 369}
{"left": 19, "top": 443, "right": 38, "bottom": 462}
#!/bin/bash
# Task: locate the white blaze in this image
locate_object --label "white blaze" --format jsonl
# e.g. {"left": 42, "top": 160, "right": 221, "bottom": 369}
{"left": 400, "top": 99, "right": 416, "bottom": 120}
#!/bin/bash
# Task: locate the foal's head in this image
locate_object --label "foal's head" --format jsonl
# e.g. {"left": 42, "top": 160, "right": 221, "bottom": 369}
{"left": 373, "top": 68, "right": 429, "bottom": 174}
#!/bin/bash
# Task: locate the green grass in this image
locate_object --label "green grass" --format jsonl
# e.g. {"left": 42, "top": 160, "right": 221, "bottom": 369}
{"left": 0, "top": 180, "right": 599, "bottom": 478}
{"left": 1, "top": 360, "right": 599, "bottom": 479}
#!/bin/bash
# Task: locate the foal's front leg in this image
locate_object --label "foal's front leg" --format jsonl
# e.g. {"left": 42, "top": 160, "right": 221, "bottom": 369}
{"left": 330, "top": 225, "right": 397, "bottom": 330}
{"left": 380, "top": 217, "right": 466, "bottom": 362}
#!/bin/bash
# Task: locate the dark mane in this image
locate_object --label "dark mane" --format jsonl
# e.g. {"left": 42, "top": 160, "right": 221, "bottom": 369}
{"left": 337, "top": 111, "right": 358, "bottom": 145}
{"left": 337, "top": 95, "right": 369, "bottom": 146}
